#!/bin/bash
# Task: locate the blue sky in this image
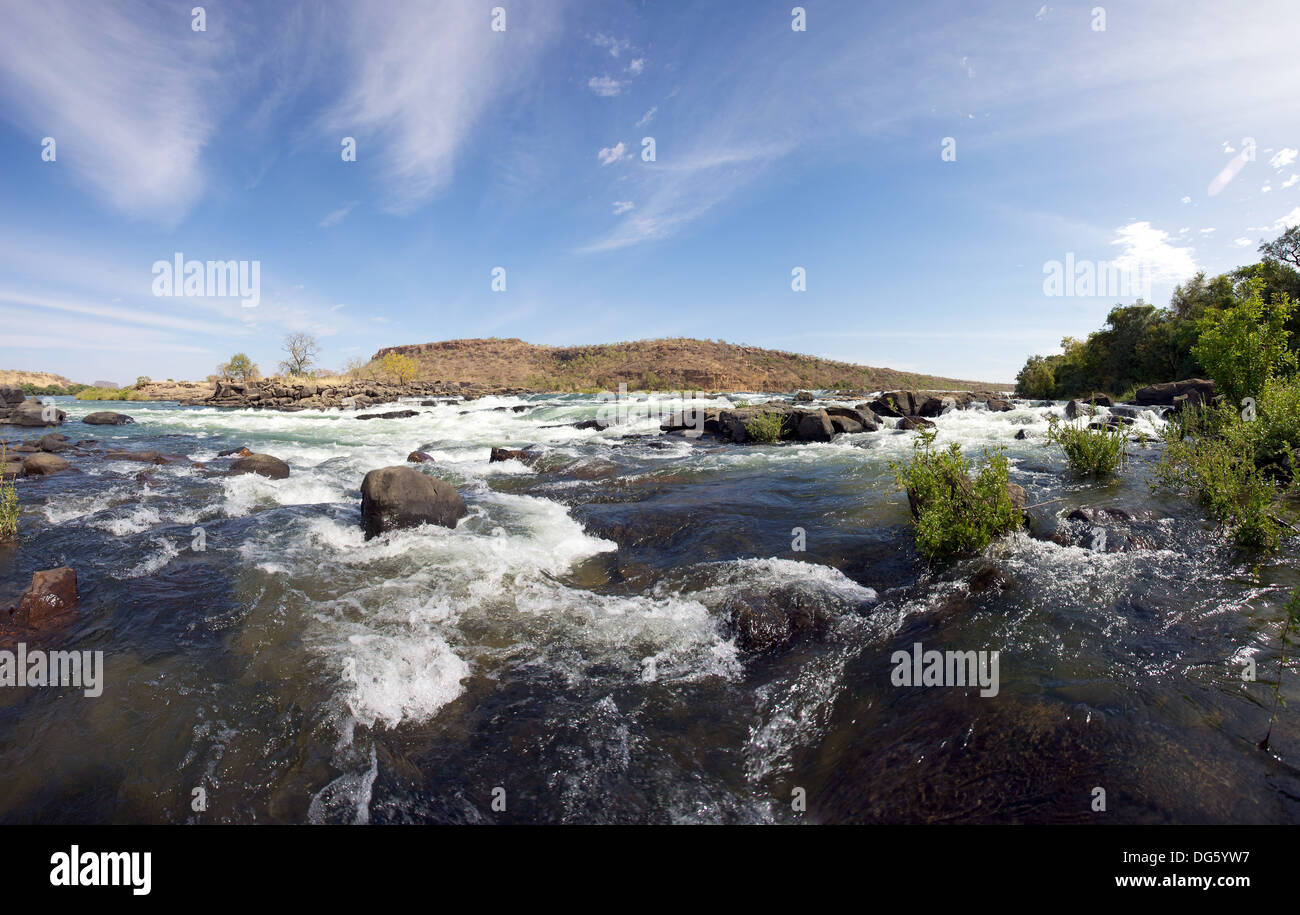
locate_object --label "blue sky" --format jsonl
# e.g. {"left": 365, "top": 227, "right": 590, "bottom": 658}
{"left": 1, "top": 0, "right": 1298, "bottom": 385}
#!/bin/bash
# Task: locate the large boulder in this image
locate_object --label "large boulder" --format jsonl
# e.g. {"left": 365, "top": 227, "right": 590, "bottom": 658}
{"left": 38, "top": 433, "right": 71, "bottom": 453}
{"left": 83, "top": 411, "right": 135, "bottom": 425}
{"left": 229, "top": 453, "right": 290, "bottom": 479}
{"left": 824, "top": 405, "right": 879, "bottom": 433}
{"left": 899, "top": 416, "right": 936, "bottom": 431}
{"left": 360, "top": 466, "right": 467, "bottom": 539}
{"left": 21, "top": 453, "right": 70, "bottom": 476}
{"left": 871, "top": 391, "right": 914, "bottom": 418}
{"left": 794, "top": 409, "right": 835, "bottom": 442}
{"left": 5, "top": 400, "right": 65, "bottom": 426}
{"left": 0, "top": 387, "right": 25, "bottom": 405}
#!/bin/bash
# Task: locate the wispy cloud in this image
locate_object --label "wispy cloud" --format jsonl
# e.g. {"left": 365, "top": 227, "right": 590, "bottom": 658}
{"left": 0, "top": 1, "right": 230, "bottom": 222}
{"left": 320, "top": 201, "right": 359, "bottom": 227}
{"left": 326, "top": 1, "right": 560, "bottom": 213}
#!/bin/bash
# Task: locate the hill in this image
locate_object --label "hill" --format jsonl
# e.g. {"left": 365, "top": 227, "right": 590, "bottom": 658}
{"left": 0, "top": 369, "right": 76, "bottom": 388}
{"left": 370, "top": 338, "right": 1006, "bottom": 393}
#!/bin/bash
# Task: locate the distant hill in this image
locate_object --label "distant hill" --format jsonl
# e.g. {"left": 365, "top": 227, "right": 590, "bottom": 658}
{"left": 0, "top": 369, "right": 76, "bottom": 388}
{"left": 371, "top": 338, "right": 1007, "bottom": 393}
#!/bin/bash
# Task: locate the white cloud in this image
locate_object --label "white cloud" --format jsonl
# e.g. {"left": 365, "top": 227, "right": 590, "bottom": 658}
{"left": 1199, "top": 227, "right": 1216, "bottom": 234}
{"left": 588, "top": 76, "right": 623, "bottom": 97}
{"left": 1181, "top": 196, "right": 1191, "bottom": 203}
{"left": 636, "top": 106, "right": 658, "bottom": 127}
{"left": 597, "top": 142, "right": 629, "bottom": 166}
{"left": 1274, "top": 207, "right": 1300, "bottom": 230}
{"left": 611, "top": 201, "right": 634, "bottom": 215}
{"left": 1109, "top": 221, "right": 1198, "bottom": 284}
{"left": 1233, "top": 237, "right": 1253, "bottom": 247}
{"left": 1283, "top": 174, "right": 1299, "bottom": 188}
{"left": 0, "top": 3, "right": 229, "bottom": 222}
{"left": 627, "top": 58, "right": 645, "bottom": 75}
{"left": 1269, "top": 147, "right": 1297, "bottom": 169}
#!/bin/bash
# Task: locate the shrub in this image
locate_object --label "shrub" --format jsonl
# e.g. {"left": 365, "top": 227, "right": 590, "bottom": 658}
{"left": 1152, "top": 399, "right": 1297, "bottom": 552}
{"left": 891, "top": 430, "right": 1024, "bottom": 558}
{"left": 744, "top": 411, "right": 787, "bottom": 444}
{"left": 0, "top": 446, "right": 18, "bottom": 541}
{"left": 1045, "top": 414, "right": 1127, "bottom": 476}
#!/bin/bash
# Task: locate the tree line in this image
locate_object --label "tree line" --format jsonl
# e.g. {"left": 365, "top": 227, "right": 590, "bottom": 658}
{"left": 1016, "top": 227, "right": 1300, "bottom": 399}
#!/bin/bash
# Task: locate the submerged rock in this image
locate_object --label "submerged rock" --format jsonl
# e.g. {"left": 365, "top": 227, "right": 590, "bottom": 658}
{"left": 407, "top": 450, "right": 436, "bottom": 464}
{"left": 490, "top": 447, "right": 541, "bottom": 466}
{"left": 355, "top": 410, "right": 419, "bottom": 421}
{"left": 360, "top": 466, "right": 467, "bottom": 539}
{"left": 723, "top": 590, "right": 826, "bottom": 654}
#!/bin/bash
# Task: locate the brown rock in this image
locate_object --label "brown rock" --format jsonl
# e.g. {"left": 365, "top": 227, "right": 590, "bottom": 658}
{"left": 11, "top": 567, "right": 78, "bottom": 629}
{"left": 229, "top": 454, "right": 290, "bottom": 479}
{"left": 21, "top": 453, "right": 70, "bottom": 475}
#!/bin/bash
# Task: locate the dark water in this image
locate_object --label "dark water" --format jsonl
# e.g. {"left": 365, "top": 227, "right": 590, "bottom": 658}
{"left": 1, "top": 394, "right": 1297, "bottom": 823}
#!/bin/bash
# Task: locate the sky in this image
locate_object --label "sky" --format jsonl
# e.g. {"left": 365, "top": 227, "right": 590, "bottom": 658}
{"left": 1, "top": 0, "right": 1298, "bottom": 386}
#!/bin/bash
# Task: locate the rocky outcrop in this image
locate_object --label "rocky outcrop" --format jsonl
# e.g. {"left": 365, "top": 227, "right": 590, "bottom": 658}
{"left": 1133, "top": 379, "right": 1215, "bottom": 406}
{"left": 84, "top": 411, "right": 135, "bottom": 425}
{"left": 229, "top": 454, "right": 290, "bottom": 479}
{"left": 38, "top": 433, "right": 71, "bottom": 452}
{"left": 359, "top": 466, "right": 467, "bottom": 539}
{"left": 660, "top": 401, "right": 881, "bottom": 444}
{"left": 199, "top": 379, "right": 525, "bottom": 412}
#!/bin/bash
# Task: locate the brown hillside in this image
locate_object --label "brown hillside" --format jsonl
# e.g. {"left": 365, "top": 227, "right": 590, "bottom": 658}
{"left": 371, "top": 338, "right": 1007, "bottom": 393}
{"left": 0, "top": 369, "right": 75, "bottom": 388}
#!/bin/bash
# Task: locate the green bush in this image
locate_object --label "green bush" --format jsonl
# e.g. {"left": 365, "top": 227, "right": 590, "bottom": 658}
{"left": 0, "top": 445, "right": 18, "bottom": 542}
{"left": 1045, "top": 414, "right": 1127, "bottom": 476}
{"left": 744, "top": 411, "right": 787, "bottom": 444}
{"left": 1152, "top": 398, "right": 1297, "bottom": 552}
{"left": 74, "top": 386, "right": 144, "bottom": 401}
{"left": 891, "top": 430, "right": 1024, "bottom": 558}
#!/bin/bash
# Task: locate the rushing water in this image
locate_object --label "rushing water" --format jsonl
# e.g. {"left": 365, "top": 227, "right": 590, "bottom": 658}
{"left": 1, "top": 393, "right": 1297, "bottom": 824}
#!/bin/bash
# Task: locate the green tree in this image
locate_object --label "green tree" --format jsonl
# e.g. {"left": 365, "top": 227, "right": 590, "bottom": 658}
{"left": 223, "top": 353, "right": 258, "bottom": 381}
{"left": 1192, "top": 279, "right": 1296, "bottom": 406}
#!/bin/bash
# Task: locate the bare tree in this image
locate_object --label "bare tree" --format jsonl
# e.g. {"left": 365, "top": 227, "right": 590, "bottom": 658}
{"left": 279, "top": 332, "right": 321, "bottom": 377}
{"left": 1259, "top": 226, "right": 1300, "bottom": 270}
